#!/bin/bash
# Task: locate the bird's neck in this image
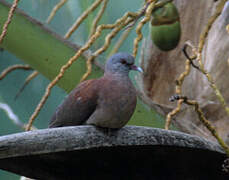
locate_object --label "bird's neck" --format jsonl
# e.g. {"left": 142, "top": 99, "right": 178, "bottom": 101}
{"left": 104, "top": 71, "right": 130, "bottom": 80}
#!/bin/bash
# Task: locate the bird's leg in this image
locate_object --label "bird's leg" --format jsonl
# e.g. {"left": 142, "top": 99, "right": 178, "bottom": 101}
{"left": 95, "top": 126, "right": 117, "bottom": 136}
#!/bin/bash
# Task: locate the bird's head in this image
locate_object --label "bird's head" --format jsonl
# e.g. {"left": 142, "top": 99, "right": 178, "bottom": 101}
{"left": 105, "top": 52, "right": 143, "bottom": 75}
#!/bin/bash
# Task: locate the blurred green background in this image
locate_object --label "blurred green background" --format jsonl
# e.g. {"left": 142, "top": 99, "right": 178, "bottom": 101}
{"left": 0, "top": 0, "right": 164, "bottom": 178}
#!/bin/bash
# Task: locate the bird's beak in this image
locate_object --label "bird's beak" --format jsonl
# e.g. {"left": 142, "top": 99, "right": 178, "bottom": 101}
{"left": 130, "top": 65, "right": 143, "bottom": 73}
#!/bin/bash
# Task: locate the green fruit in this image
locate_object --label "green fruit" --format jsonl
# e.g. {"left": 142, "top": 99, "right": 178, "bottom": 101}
{"left": 150, "top": 2, "right": 181, "bottom": 51}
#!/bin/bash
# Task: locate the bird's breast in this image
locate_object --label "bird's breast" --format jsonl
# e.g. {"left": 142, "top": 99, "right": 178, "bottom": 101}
{"left": 98, "top": 77, "right": 137, "bottom": 125}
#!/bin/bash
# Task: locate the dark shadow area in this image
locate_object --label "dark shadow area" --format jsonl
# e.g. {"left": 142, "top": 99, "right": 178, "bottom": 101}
{"left": 0, "top": 145, "right": 228, "bottom": 180}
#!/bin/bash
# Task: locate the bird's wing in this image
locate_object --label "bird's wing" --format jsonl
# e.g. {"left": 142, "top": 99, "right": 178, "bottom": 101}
{"left": 85, "top": 76, "right": 137, "bottom": 128}
{"left": 49, "top": 79, "right": 99, "bottom": 128}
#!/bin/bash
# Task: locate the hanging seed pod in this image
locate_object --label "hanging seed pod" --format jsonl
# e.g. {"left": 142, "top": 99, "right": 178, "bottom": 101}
{"left": 150, "top": 2, "right": 181, "bottom": 51}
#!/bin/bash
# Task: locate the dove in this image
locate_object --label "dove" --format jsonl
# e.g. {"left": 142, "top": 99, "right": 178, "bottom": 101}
{"left": 49, "top": 52, "right": 143, "bottom": 129}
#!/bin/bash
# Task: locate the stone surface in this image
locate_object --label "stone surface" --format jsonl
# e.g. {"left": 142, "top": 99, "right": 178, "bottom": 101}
{"left": 0, "top": 126, "right": 228, "bottom": 179}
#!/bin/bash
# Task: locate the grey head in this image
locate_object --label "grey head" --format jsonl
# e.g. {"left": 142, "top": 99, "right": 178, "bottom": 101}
{"left": 105, "top": 52, "right": 143, "bottom": 75}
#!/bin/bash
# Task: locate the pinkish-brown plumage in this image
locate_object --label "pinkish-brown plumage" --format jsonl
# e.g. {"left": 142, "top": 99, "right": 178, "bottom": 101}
{"left": 49, "top": 52, "right": 143, "bottom": 129}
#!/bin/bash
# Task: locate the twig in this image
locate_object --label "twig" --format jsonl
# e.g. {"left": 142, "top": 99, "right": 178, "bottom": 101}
{"left": 0, "top": 0, "right": 20, "bottom": 44}
{"left": 64, "top": 0, "right": 103, "bottom": 39}
{"left": 154, "top": 0, "right": 173, "bottom": 7}
{"left": 182, "top": 43, "right": 199, "bottom": 70}
{"left": 170, "top": 0, "right": 229, "bottom": 131}
{"left": 182, "top": 42, "right": 228, "bottom": 113}
{"left": 125, "top": 1, "right": 149, "bottom": 30}
{"left": 89, "top": 0, "right": 108, "bottom": 37}
{"left": 26, "top": 12, "right": 138, "bottom": 131}
{"left": 15, "top": 71, "right": 39, "bottom": 100}
{"left": 175, "top": 60, "right": 191, "bottom": 94}
{"left": 133, "top": 1, "right": 156, "bottom": 58}
{"left": 108, "top": 27, "right": 132, "bottom": 57}
{"left": 46, "top": 0, "right": 68, "bottom": 24}
{"left": 165, "top": 1, "right": 229, "bottom": 144}
{"left": 197, "top": 0, "right": 227, "bottom": 60}
{"left": 201, "top": 70, "right": 229, "bottom": 116}
{"left": 175, "top": 96, "right": 229, "bottom": 157}
{"left": 196, "top": 0, "right": 229, "bottom": 116}
{"left": 126, "top": 0, "right": 172, "bottom": 30}
{"left": 165, "top": 42, "right": 194, "bottom": 130}
{"left": 102, "top": 0, "right": 172, "bottom": 58}
{"left": 165, "top": 99, "right": 183, "bottom": 130}
{"left": 80, "top": 16, "right": 136, "bottom": 82}
{"left": 226, "top": 24, "right": 229, "bottom": 33}
{"left": 0, "top": 64, "right": 32, "bottom": 80}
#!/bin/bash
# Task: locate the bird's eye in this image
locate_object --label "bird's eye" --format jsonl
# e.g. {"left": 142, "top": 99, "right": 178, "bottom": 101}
{"left": 121, "top": 59, "right": 127, "bottom": 65}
